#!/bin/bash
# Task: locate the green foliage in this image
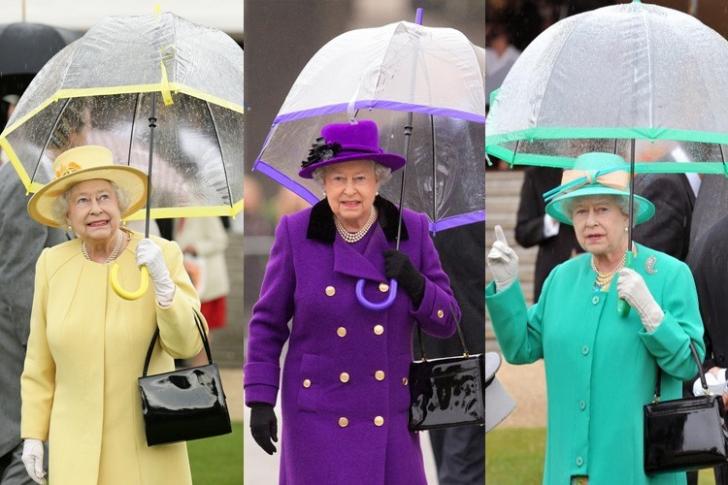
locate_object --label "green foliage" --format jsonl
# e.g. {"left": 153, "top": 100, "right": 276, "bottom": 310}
{"left": 188, "top": 423, "right": 244, "bottom": 485}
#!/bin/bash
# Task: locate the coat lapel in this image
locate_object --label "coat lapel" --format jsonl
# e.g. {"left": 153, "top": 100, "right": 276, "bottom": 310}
{"left": 333, "top": 225, "right": 388, "bottom": 281}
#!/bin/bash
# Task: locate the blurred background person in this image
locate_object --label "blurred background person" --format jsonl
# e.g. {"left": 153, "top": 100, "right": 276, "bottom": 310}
{"left": 174, "top": 216, "right": 230, "bottom": 366}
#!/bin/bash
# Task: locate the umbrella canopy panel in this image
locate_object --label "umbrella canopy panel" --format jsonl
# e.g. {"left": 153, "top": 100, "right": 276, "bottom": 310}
{"left": 486, "top": 1, "right": 728, "bottom": 173}
{"left": 4, "top": 92, "right": 243, "bottom": 217}
{"left": 256, "top": 110, "right": 484, "bottom": 232}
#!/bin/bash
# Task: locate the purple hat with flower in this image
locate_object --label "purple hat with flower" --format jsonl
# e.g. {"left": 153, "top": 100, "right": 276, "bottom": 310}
{"left": 298, "top": 119, "right": 406, "bottom": 178}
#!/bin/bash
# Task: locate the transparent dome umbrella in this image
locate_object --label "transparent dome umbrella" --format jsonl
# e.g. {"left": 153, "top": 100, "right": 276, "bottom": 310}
{"left": 0, "top": 12, "right": 244, "bottom": 299}
{"left": 254, "top": 10, "right": 484, "bottom": 309}
{"left": 485, "top": 0, "right": 728, "bottom": 315}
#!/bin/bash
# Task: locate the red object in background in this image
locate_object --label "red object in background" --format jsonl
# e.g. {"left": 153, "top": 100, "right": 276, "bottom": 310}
{"left": 201, "top": 296, "right": 227, "bottom": 329}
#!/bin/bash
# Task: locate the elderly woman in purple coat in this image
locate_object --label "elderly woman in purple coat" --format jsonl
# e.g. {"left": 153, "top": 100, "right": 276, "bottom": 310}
{"left": 244, "top": 120, "right": 460, "bottom": 484}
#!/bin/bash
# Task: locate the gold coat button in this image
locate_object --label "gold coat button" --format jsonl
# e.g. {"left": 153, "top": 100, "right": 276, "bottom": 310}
{"left": 378, "top": 282, "right": 390, "bottom": 292}
{"left": 325, "top": 286, "right": 336, "bottom": 297}
{"left": 302, "top": 379, "right": 311, "bottom": 388}
{"left": 338, "top": 417, "right": 349, "bottom": 428}
{"left": 374, "top": 416, "right": 384, "bottom": 426}
{"left": 373, "top": 324, "right": 384, "bottom": 335}
{"left": 337, "top": 326, "right": 347, "bottom": 337}
{"left": 339, "top": 372, "right": 350, "bottom": 383}
{"left": 437, "top": 309, "right": 444, "bottom": 318}
{"left": 402, "top": 377, "right": 408, "bottom": 386}
{"left": 375, "top": 370, "right": 385, "bottom": 381}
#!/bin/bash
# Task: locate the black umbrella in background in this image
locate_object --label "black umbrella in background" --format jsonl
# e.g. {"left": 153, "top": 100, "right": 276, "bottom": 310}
{"left": 0, "top": 22, "right": 81, "bottom": 126}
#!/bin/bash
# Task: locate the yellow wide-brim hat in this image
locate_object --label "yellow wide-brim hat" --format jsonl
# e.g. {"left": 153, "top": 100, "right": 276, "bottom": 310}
{"left": 28, "top": 145, "right": 148, "bottom": 227}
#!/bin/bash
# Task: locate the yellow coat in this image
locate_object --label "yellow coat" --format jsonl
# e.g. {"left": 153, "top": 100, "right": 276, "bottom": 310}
{"left": 21, "top": 231, "right": 204, "bottom": 485}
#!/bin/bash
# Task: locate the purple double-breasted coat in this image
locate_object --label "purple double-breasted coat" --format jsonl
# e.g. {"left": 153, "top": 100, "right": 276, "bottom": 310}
{"left": 244, "top": 197, "right": 460, "bottom": 485}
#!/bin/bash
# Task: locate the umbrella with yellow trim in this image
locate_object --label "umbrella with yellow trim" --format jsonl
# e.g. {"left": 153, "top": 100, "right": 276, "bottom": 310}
{"left": 0, "top": 12, "right": 244, "bottom": 299}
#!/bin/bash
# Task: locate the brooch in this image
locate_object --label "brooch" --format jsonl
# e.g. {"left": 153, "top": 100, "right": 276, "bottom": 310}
{"left": 645, "top": 256, "right": 657, "bottom": 275}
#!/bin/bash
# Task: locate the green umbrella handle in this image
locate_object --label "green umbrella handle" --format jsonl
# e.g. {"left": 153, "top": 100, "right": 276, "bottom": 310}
{"left": 110, "top": 264, "right": 149, "bottom": 300}
{"left": 617, "top": 251, "right": 633, "bottom": 317}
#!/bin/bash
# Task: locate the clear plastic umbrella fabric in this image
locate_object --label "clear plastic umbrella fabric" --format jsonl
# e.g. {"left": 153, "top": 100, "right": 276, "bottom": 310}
{"left": 255, "top": 20, "right": 485, "bottom": 232}
{"left": 0, "top": 12, "right": 244, "bottom": 219}
{"left": 486, "top": 1, "right": 728, "bottom": 174}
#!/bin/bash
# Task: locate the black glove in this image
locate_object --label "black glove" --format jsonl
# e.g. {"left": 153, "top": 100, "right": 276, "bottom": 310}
{"left": 249, "top": 403, "right": 278, "bottom": 455}
{"left": 384, "top": 249, "right": 425, "bottom": 307}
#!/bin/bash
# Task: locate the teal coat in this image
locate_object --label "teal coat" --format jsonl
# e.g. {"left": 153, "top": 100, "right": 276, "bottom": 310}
{"left": 486, "top": 244, "right": 704, "bottom": 485}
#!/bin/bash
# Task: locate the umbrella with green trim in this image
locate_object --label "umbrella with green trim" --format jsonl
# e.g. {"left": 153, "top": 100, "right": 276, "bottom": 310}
{"left": 486, "top": 0, "right": 728, "bottom": 176}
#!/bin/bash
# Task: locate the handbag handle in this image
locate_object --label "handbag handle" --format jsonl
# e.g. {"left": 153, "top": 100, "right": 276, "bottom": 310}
{"left": 142, "top": 308, "right": 212, "bottom": 377}
{"left": 653, "top": 340, "right": 707, "bottom": 402}
{"left": 415, "top": 303, "right": 469, "bottom": 361}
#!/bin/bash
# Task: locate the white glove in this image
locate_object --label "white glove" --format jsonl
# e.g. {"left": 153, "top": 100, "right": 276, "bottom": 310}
{"left": 617, "top": 268, "right": 664, "bottom": 332}
{"left": 693, "top": 368, "right": 728, "bottom": 397}
{"left": 543, "top": 214, "right": 560, "bottom": 238}
{"left": 487, "top": 225, "right": 519, "bottom": 291}
{"left": 21, "top": 439, "right": 46, "bottom": 484}
{"left": 136, "top": 239, "right": 175, "bottom": 307}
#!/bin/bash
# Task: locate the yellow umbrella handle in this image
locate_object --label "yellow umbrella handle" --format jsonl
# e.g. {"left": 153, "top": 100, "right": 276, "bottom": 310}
{"left": 110, "top": 264, "right": 150, "bottom": 300}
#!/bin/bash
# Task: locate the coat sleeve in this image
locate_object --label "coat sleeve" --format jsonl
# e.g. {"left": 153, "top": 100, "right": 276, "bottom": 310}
{"left": 186, "top": 218, "right": 228, "bottom": 257}
{"left": 20, "top": 250, "right": 54, "bottom": 441}
{"left": 638, "top": 261, "right": 705, "bottom": 380}
{"left": 407, "top": 214, "right": 459, "bottom": 338}
{"left": 244, "top": 216, "right": 295, "bottom": 406}
{"left": 485, "top": 265, "right": 556, "bottom": 365}
{"left": 515, "top": 170, "right": 548, "bottom": 249}
{"left": 155, "top": 239, "right": 205, "bottom": 359}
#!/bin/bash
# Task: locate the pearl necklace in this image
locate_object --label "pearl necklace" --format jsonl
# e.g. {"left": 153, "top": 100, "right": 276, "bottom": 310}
{"left": 335, "top": 208, "right": 377, "bottom": 244}
{"left": 591, "top": 252, "right": 627, "bottom": 290}
{"left": 81, "top": 230, "right": 128, "bottom": 263}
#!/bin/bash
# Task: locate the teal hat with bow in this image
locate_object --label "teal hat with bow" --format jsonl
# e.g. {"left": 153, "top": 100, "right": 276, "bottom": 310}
{"left": 544, "top": 152, "right": 655, "bottom": 225}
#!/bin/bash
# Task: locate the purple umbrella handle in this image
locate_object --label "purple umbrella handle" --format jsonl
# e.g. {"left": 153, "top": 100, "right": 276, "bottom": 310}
{"left": 356, "top": 278, "right": 398, "bottom": 311}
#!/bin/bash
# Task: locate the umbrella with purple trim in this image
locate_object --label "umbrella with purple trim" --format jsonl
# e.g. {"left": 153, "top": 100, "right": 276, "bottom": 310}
{"left": 254, "top": 10, "right": 485, "bottom": 237}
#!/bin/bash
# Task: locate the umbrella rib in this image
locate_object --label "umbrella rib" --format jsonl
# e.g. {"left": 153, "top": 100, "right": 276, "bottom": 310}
{"left": 430, "top": 114, "right": 437, "bottom": 226}
{"left": 31, "top": 96, "right": 71, "bottom": 184}
{"left": 127, "top": 93, "right": 142, "bottom": 166}
{"left": 204, "top": 100, "right": 234, "bottom": 208}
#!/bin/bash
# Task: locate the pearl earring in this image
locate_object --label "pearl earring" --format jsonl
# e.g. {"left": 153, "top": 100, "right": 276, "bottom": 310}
{"left": 624, "top": 226, "right": 628, "bottom": 232}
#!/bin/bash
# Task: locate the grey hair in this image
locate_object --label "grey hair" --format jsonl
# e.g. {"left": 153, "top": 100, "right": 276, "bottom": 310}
{"left": 52, "top": 180, "right": 131, "bottom": 227}
{"left": 566, "top": 194, "right": 632, "bottom": 219}
{"left": 312, "top": 161, "right": 393, "bottom": 187}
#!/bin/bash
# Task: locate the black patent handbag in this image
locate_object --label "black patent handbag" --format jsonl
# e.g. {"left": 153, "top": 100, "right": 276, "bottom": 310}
{"left": 408, "top": 315, "right": 485, "bottom": 431}
{"left": 644, "top": 341, "right": 728, "bottom": 474}
{"left": 138, "top": 309, "right": 232, "bottom": 446}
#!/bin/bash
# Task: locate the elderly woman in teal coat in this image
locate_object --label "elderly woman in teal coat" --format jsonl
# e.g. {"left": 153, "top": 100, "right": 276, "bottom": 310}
{"left": 486, "top": 152, "right": 704, "bottom": 485}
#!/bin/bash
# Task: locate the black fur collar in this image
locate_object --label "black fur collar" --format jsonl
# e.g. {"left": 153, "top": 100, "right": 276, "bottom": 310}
{"left": 306, "top": 195, "right": 409, "bottom": 243}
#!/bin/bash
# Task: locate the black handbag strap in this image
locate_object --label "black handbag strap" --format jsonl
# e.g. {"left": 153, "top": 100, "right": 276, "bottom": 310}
{"left": 142, "top": 308, "right": 212, "bottom": 377}
{"left": 654, "top": 340, "right": 707, "bottom": 401}
{"left": 415, "top": 303, "right": 470, "bottom": 361}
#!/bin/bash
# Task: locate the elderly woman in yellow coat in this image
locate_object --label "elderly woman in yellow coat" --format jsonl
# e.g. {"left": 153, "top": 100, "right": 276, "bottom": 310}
{"left": 19, "top": 145, "right": 204, "bottom": 485}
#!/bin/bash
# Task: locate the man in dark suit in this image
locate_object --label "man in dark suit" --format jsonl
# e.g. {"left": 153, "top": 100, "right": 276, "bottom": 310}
{"left": 421, "top": 222, "right": 484, "bottom": 485}
{"left": 632, "top": 173, "right": 696, "bottom": 261}
{"left": 0, "top": 162, "right": 64, "bottom": 484}
{"left": 515, "top": 167, "right": 581, "bottom": 301}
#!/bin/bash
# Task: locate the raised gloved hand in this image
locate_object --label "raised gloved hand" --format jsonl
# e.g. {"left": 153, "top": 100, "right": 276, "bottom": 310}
{"left": 21, "top": 439, "right": 46, "bottom": 484}
{"left": 486, "top": 225, "right": 519, "bottom": 291}
{"left": 384, "top": 249, "right": 425, "bottom": 307}
{"left": 617, "top": 268, "right": 664, "bottom": 332}
{"left": 250, "top": 403, "right": 278, "bottom": 455}
{"left": 136, "top": 239, "right": 175, "bottom": 307}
